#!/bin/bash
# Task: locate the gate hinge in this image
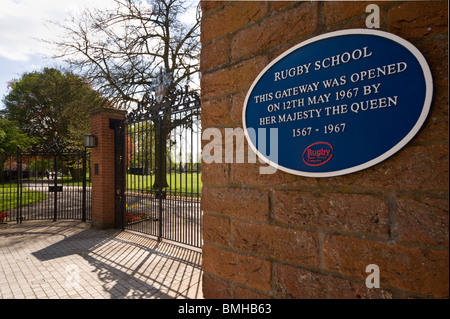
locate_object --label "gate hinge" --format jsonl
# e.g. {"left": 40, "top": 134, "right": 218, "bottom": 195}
{"left": 109, "top": 118, "right": 123, "bottom": 129}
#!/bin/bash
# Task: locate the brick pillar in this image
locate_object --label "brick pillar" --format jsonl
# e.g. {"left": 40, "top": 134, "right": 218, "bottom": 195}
{"left": 201, "top": 1, "right": 449, "bottom": 299}
{"left": 90, "top": 108, "right": 127, "bottom": 229}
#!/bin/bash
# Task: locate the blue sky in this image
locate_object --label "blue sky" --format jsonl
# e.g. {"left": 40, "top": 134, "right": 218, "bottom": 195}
{"left": 0, "top": 0, "right": 116, "bottom": 109}
{"left": 0, "top": 55, "right": 56, "bottom": 102}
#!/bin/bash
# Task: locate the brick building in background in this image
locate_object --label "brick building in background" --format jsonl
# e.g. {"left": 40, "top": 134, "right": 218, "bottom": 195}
{"left": 200, "top": 1, "right": 448, "bottom": 298}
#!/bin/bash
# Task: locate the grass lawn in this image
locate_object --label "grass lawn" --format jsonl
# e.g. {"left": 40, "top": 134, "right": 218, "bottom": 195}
{"left": 58, "top": 175, "right": 91, "bottom": 186}
{"left": 55, "top": 171, "right": 201, "bottom": 196}
{"left": 0, "top": 183, "right": 47, "bottom": 213}
{"left": 58, "top": 172, "right": 201, "bottom": 195}
{"left": 127, "top": 172, "right": 202, "bottom": 196}
{"left": 1, "top": 171, "right": 201, "bottom": 216}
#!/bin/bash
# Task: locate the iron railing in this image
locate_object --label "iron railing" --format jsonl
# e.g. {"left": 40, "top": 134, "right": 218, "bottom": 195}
{"left": 117, "top": 85, "right": 202, "bottom": 248}
{"left": 0, "top": 148, "right": 91, "bottom": 223}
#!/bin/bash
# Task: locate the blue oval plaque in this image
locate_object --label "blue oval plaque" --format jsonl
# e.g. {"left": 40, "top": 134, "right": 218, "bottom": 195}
{"left": 242, "top": 29, "right": 433, "bottom": 177}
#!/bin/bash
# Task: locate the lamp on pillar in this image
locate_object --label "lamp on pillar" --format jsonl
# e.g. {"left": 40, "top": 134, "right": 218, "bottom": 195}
{"left": 84, "top": 134, "right": 97, "bottom": 148}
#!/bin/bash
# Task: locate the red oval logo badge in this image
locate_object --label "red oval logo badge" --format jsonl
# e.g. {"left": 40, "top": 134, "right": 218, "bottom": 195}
{"left": 303, "top": 142, "right": 334, "bottom": 167}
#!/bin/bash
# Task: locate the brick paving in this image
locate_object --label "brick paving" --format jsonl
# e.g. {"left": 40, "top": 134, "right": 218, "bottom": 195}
{"left": 0, "top": 220, "right": 202, "bottom": 299}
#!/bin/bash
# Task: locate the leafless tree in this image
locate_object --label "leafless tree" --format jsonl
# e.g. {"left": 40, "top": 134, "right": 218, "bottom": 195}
{"left": 50, "top": 0, "right": 201, "bottom": 110}
{"left": 49, "top": 0, "right": 201, "bottom": 189}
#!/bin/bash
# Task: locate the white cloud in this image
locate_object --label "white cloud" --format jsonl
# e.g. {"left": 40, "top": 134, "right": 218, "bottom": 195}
{"left": 0, "top": 0, "right": 113, "bottom": 61}
{"left": 0, "top": 48, "right": 29, "bottom": 62}
{"left": 180, "top": 7, "right": 198, "bottom": 26}
{"left": 0, "top": 0, "right": 114, "bottom": 104}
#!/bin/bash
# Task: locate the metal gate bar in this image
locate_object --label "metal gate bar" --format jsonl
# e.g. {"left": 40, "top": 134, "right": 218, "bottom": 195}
{"left": 0, "top": 149, "right": 91, "bottom": 223}
{"left": 117, "top": 85, "right": 202, "bottom": 248}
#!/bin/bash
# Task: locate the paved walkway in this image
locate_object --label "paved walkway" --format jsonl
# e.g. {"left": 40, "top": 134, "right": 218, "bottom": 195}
{"left": 0, "top": 220, "right": 202, "bottom": 299}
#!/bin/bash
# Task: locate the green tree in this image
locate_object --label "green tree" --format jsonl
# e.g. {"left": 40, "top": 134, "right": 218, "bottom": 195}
{"left": 2, "top": 68, "right": 107, "bottom": 151}
{"left": 0, "top": 117, "right": 36, "bottom": 182}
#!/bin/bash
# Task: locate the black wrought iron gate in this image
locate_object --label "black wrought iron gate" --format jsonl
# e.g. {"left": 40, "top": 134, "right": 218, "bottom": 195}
{"left": 1, "top": 148, "right": 91, "bottom": 223}
{"left": 114, "top": 85, "right": 202, "bottom": 248}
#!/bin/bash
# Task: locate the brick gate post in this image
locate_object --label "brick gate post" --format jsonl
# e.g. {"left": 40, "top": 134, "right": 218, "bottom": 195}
{"left": 90, "top": 108, "right": 127, "bottom": 229}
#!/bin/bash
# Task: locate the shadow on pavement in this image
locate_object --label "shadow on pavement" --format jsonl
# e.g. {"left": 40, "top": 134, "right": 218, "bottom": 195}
{"left": 0, "top": 220, "right": 202, "bottom": 299}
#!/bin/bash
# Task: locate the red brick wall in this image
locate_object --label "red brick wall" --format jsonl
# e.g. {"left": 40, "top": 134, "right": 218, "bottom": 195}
{"left": 200, "top": 1, "right": 448, "bottom": 299}
{"left": 90, "top": 108, "right": 126, "bottom": 229}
